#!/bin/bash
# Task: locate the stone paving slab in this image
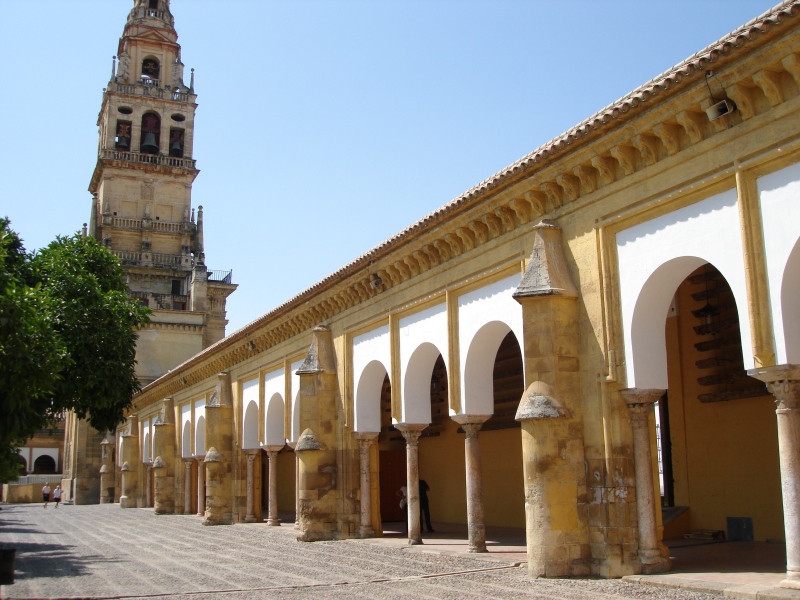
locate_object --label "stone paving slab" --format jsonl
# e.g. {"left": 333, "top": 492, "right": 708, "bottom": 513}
{"left": 0, "top": 503, "right": 740, "bottom": 599}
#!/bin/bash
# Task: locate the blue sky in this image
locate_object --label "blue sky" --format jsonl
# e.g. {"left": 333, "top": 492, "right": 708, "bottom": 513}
{"left": 0, "top": 0, "right": 779, "bottom": 333}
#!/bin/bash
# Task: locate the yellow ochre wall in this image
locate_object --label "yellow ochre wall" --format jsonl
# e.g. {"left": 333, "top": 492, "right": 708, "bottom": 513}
{"left": 665, "top": 283, "right": 782, "bottom": 541}
{"left": 418, "top": 418, "right": 525, "bottom": 528}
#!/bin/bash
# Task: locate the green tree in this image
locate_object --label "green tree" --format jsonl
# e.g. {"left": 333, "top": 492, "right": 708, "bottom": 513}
{"left": 0, "top": 219, "right": 150, "bottom": 482}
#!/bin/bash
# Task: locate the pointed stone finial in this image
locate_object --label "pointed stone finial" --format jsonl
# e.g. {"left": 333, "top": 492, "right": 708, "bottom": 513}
{"left": 121, "top": 461, "right": 131, "bottom": 472}
{"left": 81, "top": 223, "right": 88, "bottom": 238}
{"left": 112, "top": 56, "right": 117, "bottom": 80}
{"left": 297, "top": 326, "right": 337, "bottom": 375}
{"left": 195, "top": 205, "right": 204, "bottom": 264}
{"left": 513, "top": 220, "right": 578, "bottom": 299}
{"left": 190, "top": 68, "right": 195, "bottom": 92}
{"left": 204, "top": 446, "right": 221, "bottom": 463}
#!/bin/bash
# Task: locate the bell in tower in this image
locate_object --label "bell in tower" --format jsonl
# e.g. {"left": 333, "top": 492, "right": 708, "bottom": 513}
{"left": 140, "top": 113, "right": 160, "bottom": 155}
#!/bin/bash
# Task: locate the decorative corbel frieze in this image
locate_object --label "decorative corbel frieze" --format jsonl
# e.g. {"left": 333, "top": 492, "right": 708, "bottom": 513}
{"left": 433, "top": 239, "right": 452, "bottom": 262}
{"left": 652, "top": 123, "right": 681, "bottom": 156}
{"left": 752, "top": 69, "right": 784, "bottom": 107}
{"left": 781, "top": 54, "right": 800, "bottom": 86}
{"left": 422, "top": 244, "right": 440, "bottom": 267}
{"left": 540, "top": 181, "right": 563, "bottom": 211}
{"left": 675, "top": 110, "right": 705, "bottom": 144}
{"left": 481, "top": 213, "right": 503, "bottom": 238}
{"left": 468, "top": 221, "right": 489, "bottom": 245}
{"left": 573, "top": 165, "right": 597, "bottom": 195}
{"left": 404, "top": 255, "right": 421, "bottom": 277}
{"left": 590, "top": 155, "right": 616, "bottom": 185}
{"left": 610, "top": 145, "right": 637, "bottom": 176}
{"left": 412, "top": 250, "right": 430, "bottom": 272}
{"left": 444, "top": 233, "right": 464, "bottom": 256}
{"left": 456, "top": 227, "right": 476, "bottom": 252}
{"left": 508, "top": 198, "right": 532, "bottom": 225}
{"left": 495, "top": 206, "right": 516, "bottom": 232}
{"left": 725, "top": 82, "right": 756, "bottom": 119}
{"left": 394, "top": 260, "right": 411, "bottom": 281}
{"left": 631, "top": 134, "right": 659, "bottom": 166}
{"left": 556, "top": 173, "right": 580, "bottom": 203}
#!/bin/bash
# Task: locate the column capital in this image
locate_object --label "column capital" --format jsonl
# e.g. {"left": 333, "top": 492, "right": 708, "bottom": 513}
{"left": 395, "top": 423, "right": 427, "bottom": 446}
{"left": 264, "top": 444, "right": 284, "bottom": 454}
{"left": 246, "top": 450, "right": 258, "bottom": 463}
{"left": 355, "top": 432, "right": 378, "bottom": 453}
{"left": 749, "top": 365, "right": 800, "bottom": 410}
{"left": 451, "top": 415, "right": 489, "bottom": 438}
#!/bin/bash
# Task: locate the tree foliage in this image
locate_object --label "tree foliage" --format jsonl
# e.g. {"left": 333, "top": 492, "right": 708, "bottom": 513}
{"left": 0, "top": 219, "right": 150, "bottom": 482}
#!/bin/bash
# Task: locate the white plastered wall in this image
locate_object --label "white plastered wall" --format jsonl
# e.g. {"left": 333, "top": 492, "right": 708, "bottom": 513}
{"left": 617, "top": 188, "right": 752, "bottom": 389}
{"left": 193, "top": 398, "right": 205, "bottom": 457}
{"left": 241, "top": 377, "right": 259, "bottom": 449}
{"left": 141, "top": 418, "right": 154, "bottom": 463}
{"left": 290, "top": 360, "right": 303, "bottom": 442}
{"left": 353, "top": 325, "right": 390, "bottom": 433}
{"left": 180, "top": 403, "right": 191, "bottom": 457}
{"left": 399, "top": 303, "right": 448, "bottom": 424}
{"left": 264, "top": 368, "right": 286, "bottom": 446}
{"left": 458, "top": 275, "right": 524, "bottom": 416}
{"left": 759, "top": 162, "right": 800, "bottom": 364}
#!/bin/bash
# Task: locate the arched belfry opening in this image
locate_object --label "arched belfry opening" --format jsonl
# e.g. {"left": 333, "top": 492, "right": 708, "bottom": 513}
{"left": 658, "top": 263, "right": 781, "bottom": 543}
{"left": 141, "top": 57, "right": 160, "bottom": 82}
{"left": 140, "top": 113, "right": 160, "bottom": 155}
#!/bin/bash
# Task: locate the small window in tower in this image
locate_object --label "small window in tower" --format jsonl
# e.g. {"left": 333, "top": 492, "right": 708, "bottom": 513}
{"left": 171, "top": 113, "right": 186, "bottom": 122}
{"left": 115, "top": 121, "right": 132, "bottom": 150}
{"left": 140, "top": 113, "right": 160, "bottom": 155}
{"left": 169, "top": 129, "right": 185, "bottom": 158}
{"left": 141, "top": 58, "right": 160, "bottom": 83}
{"left": 118, "top": 106, "right": 133, "bottom": 115}
{"left": 149, "top": 0, "right": 159, "bottom": 9}
{"left": 171, "top": 279, "right": 182, "bottom": 295}
{"left": 173, "top": 301, "right": 187, "bottom": 311}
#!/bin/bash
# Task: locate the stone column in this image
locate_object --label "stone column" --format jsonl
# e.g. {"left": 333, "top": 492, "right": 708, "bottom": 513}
{"left": 452, "top": 416, "right": 489, "bottom": 552}
{"left": 265, "top": 445, "right": 284, "bottom": 526}
{"left": 287, "top": 442, "right": 299, "bottom": 528}
{"left": 621, "top": 388, "right": 670, "bottom": 574}
{"left": 99, "top": 435, "right": 113, "bottom": 503}
{"left": 245, "top": 450, "right": 258, "bottom": 523}
{"left": 152, "top": 398, "right": 176, "bottom": 515}
{"left": 119, "top": 416, "right": 139, "bottom": 509}
{"left": 356, "top": 433, "right": 378, "bottom": 538}
{"left": 196, "top": 456, "right": 206, "bottom": 516}
{"left": 203, "top": 373, "right": 234, "bottom": 525}
{"left": 750, "top": 365, "right": 800, "bottom": 589}
{"left": 396, "top": 424, "right": 426, "bottom": 545}
{"left": 184, "top": 459, "right": 193, "bottom": 515}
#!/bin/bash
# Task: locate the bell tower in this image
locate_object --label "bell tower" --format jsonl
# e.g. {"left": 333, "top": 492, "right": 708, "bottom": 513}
{"left": 88, "top": 0, "right": 236, "bottom": 384}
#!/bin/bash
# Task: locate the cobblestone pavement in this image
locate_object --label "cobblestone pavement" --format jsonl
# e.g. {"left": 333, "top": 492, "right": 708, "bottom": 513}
{"left": 0, "top": 503, "right": 721, "bottom": 600}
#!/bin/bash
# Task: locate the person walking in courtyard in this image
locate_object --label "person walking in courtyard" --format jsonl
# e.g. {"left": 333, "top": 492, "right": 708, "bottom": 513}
{"left": 397, "top": 484, "right": 408, "bottom": 533}
{"left": 53, "top": 485, "right": 62, "bottom": 508}
{"left": 419, "top": 479, "right": 434, "bottom": 533}
{"left": 42, "top": 483, "right": 51, "bottom": 508}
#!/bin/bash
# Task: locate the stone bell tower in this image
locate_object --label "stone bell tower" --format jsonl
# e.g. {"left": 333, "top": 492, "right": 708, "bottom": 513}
{"left": 63, "top": 0, "right": 237, "bottom": 505}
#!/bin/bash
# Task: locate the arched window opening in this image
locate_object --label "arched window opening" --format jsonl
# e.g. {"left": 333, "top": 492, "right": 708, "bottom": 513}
{"left": 148, "top": 0, "right": 159, "bottom": 9}
{"left": 486, "top": 331, "right": 524, "bottom": 431}
{"left": 140, "top": 113, "right": 160, "bottom": 155}
{"left": 115, "top": 121, "right": 131, "bottom": 150}
{"left": 169, "top": 128, "right": 184, "bottom": 158}
{"left": 33, "top": 455, "right": 56, "bottom": 474}
{"left": 426, "top": 355, "right": 448, "bottom": 437}
{"left": 141, "top": 58, "right": 160, "bottom": 83}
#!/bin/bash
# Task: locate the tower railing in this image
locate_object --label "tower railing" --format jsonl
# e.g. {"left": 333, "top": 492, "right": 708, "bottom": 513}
{"left": 130, "top": 7, "right": 175, "bottom": 27}
{"left": 208, "top": 270, "right": 233, "bottom": 284}
{"left": 99, "top": 148, "right": 196, "bottom": 170}
{"left": 108, "top": 81, "right": 194, "bottom": 103}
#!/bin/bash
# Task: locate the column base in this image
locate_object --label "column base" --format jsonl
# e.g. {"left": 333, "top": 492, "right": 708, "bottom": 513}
{"left": 267, "top": 518, "right": 281, "bottom": 526}
{"left": 640, "top": 552, "right": 671, "bottom": 575}
{"left": 245, "top": 515, "right": 258, "bottom": 523}
{"left": 119, "top": 496, "right": 135, "bottom": 509}
{"left": 408, "top": 538, "right": 423, "bottom": 546}
{"left": 780, "top": 571, "right": 800, "bottom": 589}
{"left": 468, "top": 544, "right": 487, "bottom": 553}
{"left": 359, "top": 525, "right": 374, "bottom": 538}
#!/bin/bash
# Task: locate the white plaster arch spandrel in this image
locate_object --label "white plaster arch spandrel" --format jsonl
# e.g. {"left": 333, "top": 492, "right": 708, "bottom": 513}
{"left": 617, "top": 187, "right": 751, "bottom": 389}
{"left": 193, "top": 398, "right": 205, "bottom": 457}
{"left": 180, "top": 403, "right": 191, "bottom": 458}
{"left": 458, "top": 275, "right": 524, "bottom": 416}
{"left": 758, "top": 162, "right": 800, "bottom": 364}
{"left": 353, "top": 325, "right": 390, "bottom": 433}
{"left": 265, "top": 393, "right": 285, "bottom": 446}
{"left": 241, "top": 377, "right": 259, "bottom": 449}
{"left": 400, "top": 303, "right": 448, "bottom": 424}
{"left": 31, "top": 448, "right": 59, "bottom": 472}
{"left": 263, "top": 368, "right": 286, "bottom": 445}
{"left": 290, "top": 360, "right": 304, "bottom": 443}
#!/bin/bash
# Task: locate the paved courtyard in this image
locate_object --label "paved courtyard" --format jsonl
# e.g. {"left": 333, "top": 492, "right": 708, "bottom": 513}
{"left": 0, "top": 503, "right": 760, "bottom": 599}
